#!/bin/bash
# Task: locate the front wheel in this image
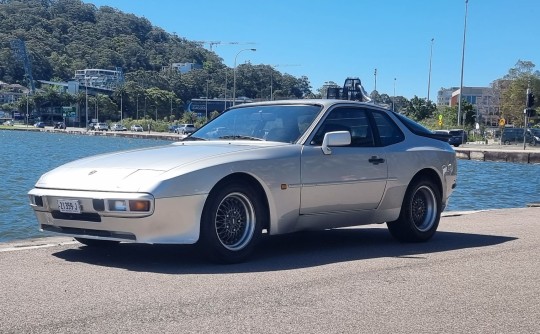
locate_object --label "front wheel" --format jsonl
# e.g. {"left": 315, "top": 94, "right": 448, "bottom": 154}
{"left": 199, "top": 181, "right": 264, "bottom": 263}
{"left": 387, "top": 178, "right": 441, "bottom": 242}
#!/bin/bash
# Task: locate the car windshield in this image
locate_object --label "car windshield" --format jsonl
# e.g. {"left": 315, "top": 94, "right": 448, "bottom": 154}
{"left": 191, "top": 104, "right": 321, "bottom": 143}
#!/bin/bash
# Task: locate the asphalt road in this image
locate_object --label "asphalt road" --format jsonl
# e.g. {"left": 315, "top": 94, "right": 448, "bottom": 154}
{"left": 1, "top": 208, "right": 539, "bottom": 333}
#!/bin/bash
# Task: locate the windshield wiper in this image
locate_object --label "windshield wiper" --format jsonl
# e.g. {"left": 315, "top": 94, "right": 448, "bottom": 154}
{"left": 218, "top": 135, "right": 264, "bottom": 141}
{"left": 182, "top": 136, "right": 206, "bottom": 141}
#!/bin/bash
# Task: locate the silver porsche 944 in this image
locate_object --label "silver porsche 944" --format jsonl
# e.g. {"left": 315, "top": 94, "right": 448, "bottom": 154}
{"left": 28, "top": 99, "right": 457, "bottom": 263}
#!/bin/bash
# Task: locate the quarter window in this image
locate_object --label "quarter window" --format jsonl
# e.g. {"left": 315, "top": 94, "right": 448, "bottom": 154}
{"left": 372, "top": 111, "right": 404, "bottom": 146}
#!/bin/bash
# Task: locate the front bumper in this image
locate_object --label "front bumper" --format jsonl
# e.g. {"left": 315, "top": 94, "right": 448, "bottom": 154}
{"left": 28, "top": 188, "right": 207, "bottom": 244}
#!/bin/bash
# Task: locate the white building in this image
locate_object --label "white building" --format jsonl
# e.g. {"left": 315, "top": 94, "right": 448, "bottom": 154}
{"left": 450, "top": 86, "right": 499, "bottom": 126}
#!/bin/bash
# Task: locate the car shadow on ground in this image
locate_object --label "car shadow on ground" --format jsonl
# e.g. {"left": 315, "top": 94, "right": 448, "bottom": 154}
{"left": 52, "top": 225, "right": 516, "bottom": 274}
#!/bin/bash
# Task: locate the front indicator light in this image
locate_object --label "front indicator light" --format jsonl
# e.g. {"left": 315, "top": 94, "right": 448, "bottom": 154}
{"left": 109, "top": 200, "right": 127, "bottom": 211}
{"left": 129, "top": 200, "right": 150, "bottom": 212}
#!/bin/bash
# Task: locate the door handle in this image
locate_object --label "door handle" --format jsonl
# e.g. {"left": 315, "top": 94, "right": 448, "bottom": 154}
{"left": 368, "top": 156, "right": 385, "bottom": 165}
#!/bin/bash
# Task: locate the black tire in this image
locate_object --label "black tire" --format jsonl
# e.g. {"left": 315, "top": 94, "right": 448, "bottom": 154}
{"left": 199, "top": 180, "right": 264, "bottom": 263}
{"left": 75, "top": 237, "right": 120, "bottom": 247}
{"left": 387, "top": 178, "right": 441, "bottom": 242}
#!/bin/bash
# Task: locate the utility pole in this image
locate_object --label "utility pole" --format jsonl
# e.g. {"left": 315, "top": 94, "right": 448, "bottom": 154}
{"left": 458, "top": 0, "right": 469, "bottom": 126}
{"left": 524, "top": 86, "right": 535, "bottom": 149}
{"left": 427, "top": 38, "right": 434, "bottom": 102}
{"left": 374, "top": 68, "right": 377, "bottom": 92}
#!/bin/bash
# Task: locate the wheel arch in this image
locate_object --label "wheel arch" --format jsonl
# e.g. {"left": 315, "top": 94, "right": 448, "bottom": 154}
{"left": 409, "top": 168, "right": 443, "bottom": 199}
{"left": 204, "top": 172, "right": 271, "bottom": 232}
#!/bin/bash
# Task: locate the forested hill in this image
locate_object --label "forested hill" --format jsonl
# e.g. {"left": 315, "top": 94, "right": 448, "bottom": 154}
{"left": 0, "top": 0, "right": 222, "bottom": 83}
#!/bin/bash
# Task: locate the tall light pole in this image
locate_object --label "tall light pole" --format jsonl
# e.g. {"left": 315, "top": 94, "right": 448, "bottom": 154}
{"left": 85, "top": 77, "right": 89, "bottom": 129}
{"left": 136, "top": 94, "right": 139, "bottom": 120}
{"left": 458, "top": 0, "right": 469, "bottom": 126}
{"left": 120, "top": 90, "right": 123, "bottom": 123}
{"left": 270, "top": 72, "right": 273, "bottom": 100}
{"left": 205, "top": 79, "right": 209, "bottom": 120}
{"left": 26, "top": 92, "right": 29, "bottom": 127}
{"left": 427, "top": 38, "right": 434, "bottom": 102}
{"left": 374, "top": 68, "right": 377, "bottom": 91}
{"left": 232, "top": 48, "right": 256, "bottom": 106}
{"left": 393, "top": 78, "right": 396, "bottom": 112}
{"left": 224, "top": 70, "right": 228, "bottom": 110}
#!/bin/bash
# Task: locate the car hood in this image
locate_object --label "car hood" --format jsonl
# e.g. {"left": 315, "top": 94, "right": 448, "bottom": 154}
{"left": 34, "top": 141, "right": 287, "bottom": 192}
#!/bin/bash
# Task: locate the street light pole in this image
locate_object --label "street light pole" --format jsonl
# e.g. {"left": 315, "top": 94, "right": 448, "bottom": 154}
{"left": 85, "top": 76, "right": 89, "bottom": 129}
{"left": 458, "top": 0, "right": 469, "bottom": 126}
{"left": 224, "top": 70, "right": 228, "bottom": 110}
{"left": 393, "top": 78, "right": 396, "bottom": 112}
{"left": 205, "top": 79, "right": 209, "bottom": 120}
{"left": 26, "top": 92, "right": 29, "bottom": 127}
{"left": 232, "top": 48, "right": 256, "bottom": 106}
{"left": 120, "top": 91, "right": 123, "bottom": 123}
{"left": 136, "top": 94, "right": 139, "bottom": 120}
{"left": 427, "top": 38, "right": 434, "bottom": 102}
{"left": 374, "top": 68, "right": 377, "bottom": 91}
{"left": 270, "top": 73, "right": 273, "bottom": 100}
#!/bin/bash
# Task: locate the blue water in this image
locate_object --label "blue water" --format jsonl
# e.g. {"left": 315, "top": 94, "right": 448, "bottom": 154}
{"left": 0, "top": 129, "right": 539, "bottom": 243}
{"left": 0, "top": 130, "right": 171, "bottom": 242}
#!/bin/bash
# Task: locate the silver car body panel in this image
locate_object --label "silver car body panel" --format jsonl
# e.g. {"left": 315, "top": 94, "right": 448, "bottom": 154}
{"left": 28, "top": 99, "right": 457, "bottom": 244}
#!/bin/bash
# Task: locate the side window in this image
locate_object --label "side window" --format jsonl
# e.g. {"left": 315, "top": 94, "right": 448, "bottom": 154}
{"left": 311, "top": 107, "right": 374, "bottom": 147}
{"left": 372, "top": 111, "right": 404, "bottom": 146}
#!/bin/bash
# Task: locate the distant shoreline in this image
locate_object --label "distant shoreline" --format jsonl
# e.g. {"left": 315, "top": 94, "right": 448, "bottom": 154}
{"left": 3, "top": 126, "right": 540, "bottom": 163}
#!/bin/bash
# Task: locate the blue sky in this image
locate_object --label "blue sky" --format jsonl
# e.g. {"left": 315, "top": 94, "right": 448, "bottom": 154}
{"left": 84, "top": 0, "right": 540, "bottom": 99}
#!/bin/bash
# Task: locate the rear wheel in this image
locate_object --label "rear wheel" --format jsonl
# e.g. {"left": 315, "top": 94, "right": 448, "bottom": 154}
{"left": 75, "top": 237, "right": 120, "bottom": 247}
{"left": 387, "top": 178, "right": 441, "bottom": 242}
{"left": 199, "top": 180, "right": 264, "bottom": 263}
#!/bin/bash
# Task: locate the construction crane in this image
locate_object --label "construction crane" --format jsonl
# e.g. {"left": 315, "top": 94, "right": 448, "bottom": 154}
{"left": 272, "top": 64, "right": 301, "bottom": 72}
{"left": 10, "top": 39, "right": 36, "bottom": 94}
{"left": 194, "top": 41, "right": 256, "bottom": 51}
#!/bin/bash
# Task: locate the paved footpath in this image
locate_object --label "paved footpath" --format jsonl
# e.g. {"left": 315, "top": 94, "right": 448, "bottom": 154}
{"left": 1, "top": 207, "right": 539, "bottom": 333}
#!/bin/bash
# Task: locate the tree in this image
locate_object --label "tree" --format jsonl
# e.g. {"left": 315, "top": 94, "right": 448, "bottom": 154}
{"left": 316, "top": 81, "right": 339, "bottom": 99}
{"left": 499, "top": 60, "right": 540, "bottom": 126}
{"left": 405, "top": 96, "right": 437, "bottom": 121}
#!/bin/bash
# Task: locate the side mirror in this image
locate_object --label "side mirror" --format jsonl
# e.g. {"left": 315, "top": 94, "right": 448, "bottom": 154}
{"left": 322, "top": 131, "right": 351, "bottom": 155}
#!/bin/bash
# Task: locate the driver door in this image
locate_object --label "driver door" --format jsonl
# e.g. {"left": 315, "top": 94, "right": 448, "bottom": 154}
{"left": 300, "top": 106, "right": 388, "bottom": 214}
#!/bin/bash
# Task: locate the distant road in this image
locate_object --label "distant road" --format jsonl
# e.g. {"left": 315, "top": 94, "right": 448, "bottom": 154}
{"left": 1, "top": 208, "right": 539, "bottom": 333}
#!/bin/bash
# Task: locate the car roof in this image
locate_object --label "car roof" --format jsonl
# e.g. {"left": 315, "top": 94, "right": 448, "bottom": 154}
{"left": 229, "top": 98, "right": 389, "bottom": 112}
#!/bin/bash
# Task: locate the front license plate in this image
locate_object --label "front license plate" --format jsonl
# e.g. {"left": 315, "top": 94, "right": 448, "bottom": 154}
{"left": 57, "top": 199, "right": 81, "bottom": 214}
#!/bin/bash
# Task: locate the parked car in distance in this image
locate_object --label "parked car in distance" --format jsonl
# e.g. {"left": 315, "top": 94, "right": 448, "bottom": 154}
{"left": 53, "top": 122, "right": 66, "bottom": 129}
{"left": 175, "top": 123, "right": 196, "bottom": 135}
{"left": 168, "top": 125, "right": 179, "bottom": 133}
{"left": 110, "top": 124, "right": 127, "bottom": 131}
{"left": 28, "top": 99, "right": 457, "bottom": 263}
{"left": 131, "top": 124, "right": 143, "bottom": 132}
{"left": 3, "top": 120, "right": 14, "bottom": 126}
{"left": 448, "top": 129, "right": 467, "bottom": 147}
{"left": 94, "top": 122, "right": 109, "bottom": 131}
{"left": 34, "top": 122, "right": 45, "bottom": 128}
{"left": 530, "top": 128, "right": 540, "bottom": 146}
{"left": 501, "top": 127, "right": 540, "bottom": 146}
